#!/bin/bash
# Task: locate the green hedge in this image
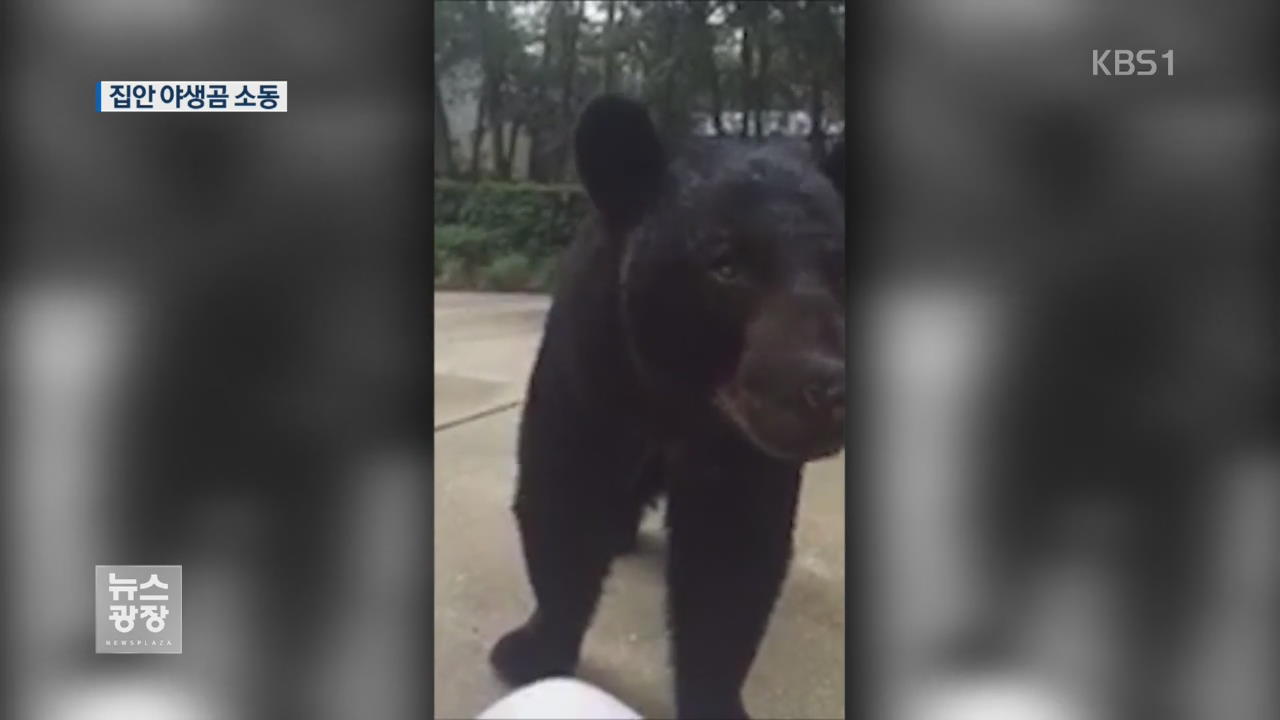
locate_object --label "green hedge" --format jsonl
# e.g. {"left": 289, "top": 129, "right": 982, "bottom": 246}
{"left": 434, "top": 224, "right": 562, "bottom": 292}
{"left": 434, "top": 180, "right": 592, "bottom": 292}
{"left": 435, "top": 179, "right": 592, "bottom": 255}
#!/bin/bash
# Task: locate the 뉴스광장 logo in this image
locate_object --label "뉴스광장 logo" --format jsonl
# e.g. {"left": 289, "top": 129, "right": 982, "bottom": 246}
{"left": 95, "top": 565, "right": 182, "bottom": 654}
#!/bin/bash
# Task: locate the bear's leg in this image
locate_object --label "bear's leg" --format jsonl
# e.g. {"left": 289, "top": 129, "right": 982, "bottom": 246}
{"left": 491, "top": 465, "right": 626, "bottom": 686}
{"left": 666, "top": 463, "right": 802, "bottom": 720}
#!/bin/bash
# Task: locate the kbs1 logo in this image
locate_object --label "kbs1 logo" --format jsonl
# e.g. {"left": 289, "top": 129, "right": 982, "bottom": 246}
{"left": 95, "top": 565, "right": 182, "bottom": 654}
{"left": 1093, "top": 50, "right": 1174, "bottom": 77}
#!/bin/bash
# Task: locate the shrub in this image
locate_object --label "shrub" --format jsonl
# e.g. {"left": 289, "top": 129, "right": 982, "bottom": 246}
{"left": 434, "top": 225, "right": 562, "bottom": 292}
{"left": 435, "top": 180, "right": 590, "bottom": 256}
{"left": 434, "top": 180, "right": 590, "bottom": 292}
{"left": 434, "top": 223, "right": 504, "bottom": 272}
{"left": 436, "top": 257, "right": 472, "bottom": 289}
{"left": 479, "top": 253, "right": 536, "bottom": 292}
{"left": 530, "top": 254, "right": 560, "bottom": 292}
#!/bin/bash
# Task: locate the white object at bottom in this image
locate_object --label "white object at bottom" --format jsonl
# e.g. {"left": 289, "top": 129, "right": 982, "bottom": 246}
{"left": 478, "top": 678, "right": 644, "bottom": 720}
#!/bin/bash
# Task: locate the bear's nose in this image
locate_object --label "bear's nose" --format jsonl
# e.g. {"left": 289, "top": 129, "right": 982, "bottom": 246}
{"left": 801, "top": 366, "right": 846, "bottom": 416}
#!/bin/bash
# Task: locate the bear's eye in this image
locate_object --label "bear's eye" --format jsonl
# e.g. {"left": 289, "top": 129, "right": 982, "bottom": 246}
{"left": 706, "top": 244, "right": 744, "bottom": 283}
{"left": 708, "top": 253, "right": 742, "bottom": 283}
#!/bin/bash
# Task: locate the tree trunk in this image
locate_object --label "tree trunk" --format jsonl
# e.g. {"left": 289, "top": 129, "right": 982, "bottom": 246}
{"left": 709, "top": 72, "right": 726, "bottom": 135}
{"left": 469, "top": 1, "right": 491, "bottom": 180}
{"left": 527, "top": 3, "right": 559, "bottom": 183}
{"left": 739, "top": 9, "right": 753, "bottom": 138}
{"left": 470, "top": 87, "right": 487, "bottom": 180}
{"left": 489, "top": 76, "right": 509, "bottom": 180}
{"left": 657, "top": 5, "right": 679, "bottom": 141}
{"left": 693, "top": 1, "right": 725, "bottom": 136}
{"left": 504, "top": 120, "right": 522, "bottom": 179}
{"left": 755, "top": 10, "right": 771, "bottom": 137}
{"left": 527, "top": 136, "right": 546, "bottom": 182}
{"left": 603, "top": 0, "right": 617, "bottom": 94}
{"left": 475, "top": 0, "right": 511, "bottom": 179}
{"left": 433, "top": 67, "right": 457, "bottom": 177}
{"left": 807, "top": 73, "right": 825, "bottom": 159}
{"left": 558, "top": 1, "right": 584, "bottom": 180}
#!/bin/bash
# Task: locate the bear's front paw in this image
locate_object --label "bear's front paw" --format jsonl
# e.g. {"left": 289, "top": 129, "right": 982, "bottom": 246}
{"left": 490, "top": 623, "right": 578, "bottom": 687}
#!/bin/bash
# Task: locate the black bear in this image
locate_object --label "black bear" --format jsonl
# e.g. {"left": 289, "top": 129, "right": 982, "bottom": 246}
{"left": 490, "top": 95, "right": 847, "bottom": 719}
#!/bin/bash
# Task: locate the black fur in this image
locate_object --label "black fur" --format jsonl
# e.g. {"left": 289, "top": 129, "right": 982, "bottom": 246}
{"left": 490, "top": 95, "right": 847, "bottom": 719}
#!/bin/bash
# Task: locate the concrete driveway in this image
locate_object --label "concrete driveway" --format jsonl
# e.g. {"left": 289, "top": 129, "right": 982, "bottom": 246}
{"left": 433, "top": 291, "right": 846, "bottom": 719}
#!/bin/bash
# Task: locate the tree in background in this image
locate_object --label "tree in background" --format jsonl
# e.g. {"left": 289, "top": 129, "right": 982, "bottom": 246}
{"left": 433, "top": 2, "right": 467, "bottom": 177}
{"left": 775, "top": 0, "right": 844, "bottom": 156}
{"left": 434, "top": 0, "right": 846, "bottom": 182}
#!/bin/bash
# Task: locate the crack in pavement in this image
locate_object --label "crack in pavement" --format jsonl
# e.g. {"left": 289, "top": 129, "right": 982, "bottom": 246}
{"left": 434, "top": 399, "right": 524, "bottom": 433}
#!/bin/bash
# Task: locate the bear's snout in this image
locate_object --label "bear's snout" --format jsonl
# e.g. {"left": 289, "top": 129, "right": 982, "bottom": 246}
{"left": 715, "top": 348, "right": 847, "bottom": 462}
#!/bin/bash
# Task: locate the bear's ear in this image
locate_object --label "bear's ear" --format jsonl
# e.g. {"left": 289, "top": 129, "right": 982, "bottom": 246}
{"left": 575, "top": 95, "right": 667, "bottom": 231}
{"left": 820, "top": 139, "right": 845, "bottom": 199}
